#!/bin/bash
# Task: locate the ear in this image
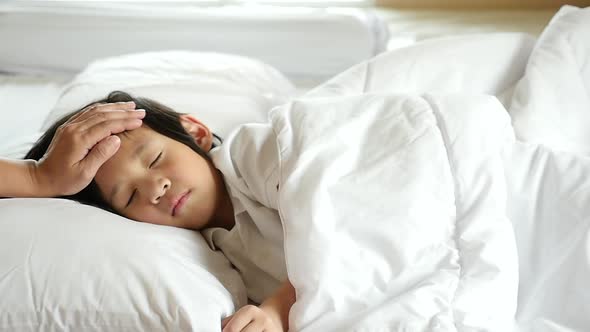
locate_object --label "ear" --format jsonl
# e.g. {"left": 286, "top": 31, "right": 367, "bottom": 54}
{"left": 179, "top": 114, "right": 214, "bottom": 151}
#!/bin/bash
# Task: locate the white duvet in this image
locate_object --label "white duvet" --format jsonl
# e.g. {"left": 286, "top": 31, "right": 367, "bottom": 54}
{"left": 263, "top": 5, "right": 590, "bottom": 332}
{"left": 271, "top": 93, "right": 518, "bottom": 331}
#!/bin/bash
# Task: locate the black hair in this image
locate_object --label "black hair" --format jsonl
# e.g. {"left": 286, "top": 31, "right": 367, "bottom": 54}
{"left": 24, "top": 90, "right": 222, "bottom": 214}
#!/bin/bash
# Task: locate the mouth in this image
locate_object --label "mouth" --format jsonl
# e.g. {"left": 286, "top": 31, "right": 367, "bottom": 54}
{"left": 171, "top": 190, "right": 191, "bottom": 217}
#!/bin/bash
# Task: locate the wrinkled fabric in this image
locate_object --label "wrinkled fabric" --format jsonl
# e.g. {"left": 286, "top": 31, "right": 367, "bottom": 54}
{"left": 270, "top": 93, "right": 518, "bottom": 331}
{"left": 510, "top": 6, "right": 590, "bottom": 156}
{"left": 204, "top": 123, "right": 287, "bottom": 305}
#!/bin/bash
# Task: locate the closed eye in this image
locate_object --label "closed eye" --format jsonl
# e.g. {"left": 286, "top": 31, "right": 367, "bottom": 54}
{"left": 150, "top": 151, "right": 162, "bottom": 168}
{"left": 126, "top": 188, "right": 137, "bottom": 208}
{"left": 125, "top": 151, "right": 161, "bottom": 208}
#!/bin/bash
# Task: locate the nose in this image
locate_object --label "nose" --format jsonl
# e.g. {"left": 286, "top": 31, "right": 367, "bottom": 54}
{"left": 143, "top": 176, "right": 171, "bottom": 205}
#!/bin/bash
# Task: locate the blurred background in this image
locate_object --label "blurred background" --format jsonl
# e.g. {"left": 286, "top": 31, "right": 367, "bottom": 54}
{"left": 2, "top": 0, "right": 588, "bottom": 90}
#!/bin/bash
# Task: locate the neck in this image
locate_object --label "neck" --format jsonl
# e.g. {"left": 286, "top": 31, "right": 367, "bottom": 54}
{"left": 209, "top": 170, "right": 236, "bottom": 231}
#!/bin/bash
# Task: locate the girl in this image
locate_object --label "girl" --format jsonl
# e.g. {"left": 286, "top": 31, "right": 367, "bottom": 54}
{"left": 24, "top": 91, "right": 295, "bottom": 332}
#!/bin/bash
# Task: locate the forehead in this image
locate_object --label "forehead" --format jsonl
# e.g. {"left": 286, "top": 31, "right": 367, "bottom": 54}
{"left": 94, "top": 126, "right": 160, "bottom": 201}
{"left": 115, "top": 125, "right": 159, "bottom": 151}
{"left": 98, "top": 126, "right": 158, "bottom": 169}
{"left": 117, "top": 125, "right": 152, "bottom": 142}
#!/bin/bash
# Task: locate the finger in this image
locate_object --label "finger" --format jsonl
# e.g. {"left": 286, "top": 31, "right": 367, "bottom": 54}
{"left": 242, "top": 319, "right": 265, "bottom": 332}
{"left": 80, "top": 118, "right": 143, "bottom": 147}
{"left": 78, "top": 135, "right": 121, "bottom": 179}
{"left": 67, "top": 101, "right": 134, "bottom": 124}
{"left": 92, "top": 101, "right": 136, "bottom": 113}
{"left": 75, "top": 108, "right": 145, "bottom": 132}
{"left": 64, "top": 102, "right": 102, "bottom": 124}
{"left": 69, "top": 101, "right": 137, "bottom": 124}
{"left": 222, "top": 312, "right": 254, "bottom": 332}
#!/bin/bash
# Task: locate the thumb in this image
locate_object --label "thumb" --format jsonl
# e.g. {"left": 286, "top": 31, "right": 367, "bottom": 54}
{"left": 79, "top": 135, "right": 120, "bottom": 176}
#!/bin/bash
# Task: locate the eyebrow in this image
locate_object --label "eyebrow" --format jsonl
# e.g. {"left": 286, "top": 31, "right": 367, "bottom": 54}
{"left": 109, "top": 141, "right": 150, "bottom": 206}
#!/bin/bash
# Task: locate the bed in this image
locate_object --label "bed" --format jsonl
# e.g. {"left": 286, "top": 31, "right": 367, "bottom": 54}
{"left": 1, "top": 3, "right": 589, "bottom": 332}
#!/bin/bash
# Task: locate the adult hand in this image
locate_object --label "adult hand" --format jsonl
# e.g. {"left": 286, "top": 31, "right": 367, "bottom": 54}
{"left": 221, "top": 305, "right": 283, "bottom": 332}
{"left": 34, "top": 101, "right": 145, "bottom": 196}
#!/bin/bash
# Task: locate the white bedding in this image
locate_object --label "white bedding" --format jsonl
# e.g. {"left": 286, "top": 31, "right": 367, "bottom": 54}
{"left": 0, "top": 51, "right": 295, "bottom": 331}
{"left": 268, "top": 93, "right": 589, "bottom": 331}
{"left": 271, "top": 93, "right": 518, "bottom": 331}
{"left": 1, "top": 4, "right": 589, "bottom": 331}
{"left": 509, "top": 6, "right": 590, "bottom": 156}
{"left": 503, "top": 142, "right": 590, "bottom": 332}
{"left": 274, "top": 5, "right": 590, "bottom": 331}
{"left": 505, "top": 5, "right": 590, "bottom": 331}
{"left": 304, "top": 32, "right": 536, "bottom": 108}
{"left": 0, "top": 198, "right": 247, "bottom": 331}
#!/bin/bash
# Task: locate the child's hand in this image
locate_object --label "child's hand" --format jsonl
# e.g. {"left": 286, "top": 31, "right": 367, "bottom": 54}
{"left": 221, "top": 305, "right": 283, "bottom": 332}
{"left": 34, "top": 102, "right": 145, "bottom": 196}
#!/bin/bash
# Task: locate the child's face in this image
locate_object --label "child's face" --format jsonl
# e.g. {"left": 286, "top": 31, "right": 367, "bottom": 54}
{"left": 93, "top": 117, "right": 224, "bottom": 230}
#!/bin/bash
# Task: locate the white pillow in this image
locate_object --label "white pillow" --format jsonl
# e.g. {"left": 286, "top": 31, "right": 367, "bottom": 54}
{"left": 0, "top": 198, "right": 247, "bottom": 331}
{"left": 509, "top": 5, "right": 590, "bottom": 155}
{"left": 43, "top": 50, "right": 296, "bottom": 138}
{"left": 304, "top": 32, "right": 536, "bottom": 109}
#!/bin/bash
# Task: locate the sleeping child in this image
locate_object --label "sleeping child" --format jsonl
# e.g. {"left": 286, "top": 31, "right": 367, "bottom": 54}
{"left": 24, "top": 90, "right": 295, "bottom": 332}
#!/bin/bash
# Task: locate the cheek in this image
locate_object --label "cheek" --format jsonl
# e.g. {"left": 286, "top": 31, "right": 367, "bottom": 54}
{"left": 127, "top": 207, "right": 168, "bottom": 225}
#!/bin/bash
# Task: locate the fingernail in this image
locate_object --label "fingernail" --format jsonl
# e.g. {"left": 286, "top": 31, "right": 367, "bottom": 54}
{"left": 135, "top": 108, "right": 145, "bottom": 112}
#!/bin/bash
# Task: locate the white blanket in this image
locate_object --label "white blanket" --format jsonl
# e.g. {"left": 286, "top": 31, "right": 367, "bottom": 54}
{"left": 503, "top": 141, "right": 590, "bottom": 332}
{"left": 506, "top": 6, "right": 590, "bottom": 330}
{"left": 269, "top": 93, "right": 518, "bottom": 331}
{"left": 273, "top": 6, "right": 590, "bottom": 331}
{"left": 509, "top": 5, "right": 590, "bottom": 156}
